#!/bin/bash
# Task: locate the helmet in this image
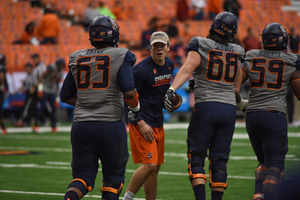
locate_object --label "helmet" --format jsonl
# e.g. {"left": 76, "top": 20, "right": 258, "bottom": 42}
{"left": 55, "top": 57, "right": 66, "bottom": 70}
{"left": 88, "top": 15, "right": 120, "bottom": 47}
{"left": 0, "top": 54, "right": 5, "bottom": 65}
{"left": 209, "top": 12, "right": 238, "bottom": 41}
{"left": 56, "top": 57, "right": 65, "bottom": 66}
{"left": 261, "top": 22, "right": 288, "bottom": 51}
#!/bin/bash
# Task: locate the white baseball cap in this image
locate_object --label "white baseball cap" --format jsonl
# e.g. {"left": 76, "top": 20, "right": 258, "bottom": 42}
{"left": 150, "top": 31, "right": 169, "bottom": 45}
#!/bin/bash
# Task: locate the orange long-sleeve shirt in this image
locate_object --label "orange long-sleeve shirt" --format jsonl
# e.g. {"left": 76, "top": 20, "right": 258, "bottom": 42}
{"left": 37, "top": 13, "right": 60, "bottom": 38}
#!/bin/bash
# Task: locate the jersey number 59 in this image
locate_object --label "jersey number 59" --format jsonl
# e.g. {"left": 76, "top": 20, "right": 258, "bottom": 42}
{"left": 250, "top": 58, "right": 284, "bottom": 90}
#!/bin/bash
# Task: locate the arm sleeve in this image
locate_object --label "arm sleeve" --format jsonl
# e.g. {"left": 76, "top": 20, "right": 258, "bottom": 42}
{"left": 60, "top": 71, "right": 77, "bottom": 102}
{"left": 117, "top": 51, "right": 137, "bottom": 93}
{"left": 187, "top": 37, "right": 200, "bottom": 52}
{"left": 296, "top": 55, "right": 300, "bottom": 70}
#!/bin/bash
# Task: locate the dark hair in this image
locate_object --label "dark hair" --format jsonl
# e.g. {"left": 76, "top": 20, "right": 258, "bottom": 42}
{"left": 207, "top": 32, "right": 230, "bottom": 45}
{"left": 93, "top": 42, "right": 114, "bottom": 49}
{"left": 25, "top": 21, "right": 35, "bottom": 32}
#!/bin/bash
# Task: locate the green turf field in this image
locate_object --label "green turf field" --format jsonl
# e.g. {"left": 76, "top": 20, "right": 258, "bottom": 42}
{"left": 0, "top": 122, "right": 299, "bottom": 200}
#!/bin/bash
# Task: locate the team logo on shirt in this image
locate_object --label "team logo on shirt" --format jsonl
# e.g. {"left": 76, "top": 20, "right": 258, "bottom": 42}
{"left": 148, "top": 152, "right": 153, "bottom": 159}
{"left": 153, "top": 68, "right": 157, "bottom": 74}
{"left": 154, "top": 74, "right": 172, "bottom": 87}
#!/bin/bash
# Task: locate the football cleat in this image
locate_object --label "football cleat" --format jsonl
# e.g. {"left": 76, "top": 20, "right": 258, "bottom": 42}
{"left": 32, "top": 126, "right": 40, "bottom": 133}
{"left": 253, "top": 193, "right": 264, "bottom": 200}
{"left": 51, "top": 127, "right": 58, "bottom": 133}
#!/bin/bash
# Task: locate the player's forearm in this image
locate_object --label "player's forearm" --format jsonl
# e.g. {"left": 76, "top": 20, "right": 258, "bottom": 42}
{"left": 291, "top": 70, "right": 300, "bottom": 101}
{"left": 170, "top": 67, "right": 191, "bottom": 91}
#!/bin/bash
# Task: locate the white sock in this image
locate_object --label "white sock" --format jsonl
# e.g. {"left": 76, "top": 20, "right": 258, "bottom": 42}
{"left": 123, "top": 190, "right": 135, "bottom": 200}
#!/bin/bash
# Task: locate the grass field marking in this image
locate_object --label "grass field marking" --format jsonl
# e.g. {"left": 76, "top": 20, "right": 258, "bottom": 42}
{"left": 0, "top": 162, "right": 255, "bottom": 180}
{"left": 0, "top": 134, "right": 70, "bottom": 140}
{"left": 46, "top": 161, "right": 70, "bottom": 165}
{"left": 1, "top": 145, "right": 300, "bottom": 160}
{"left": 0, "top": 146, "right": 72, "bottom": 152}
{"left": 2, "top": 122, "right": 246, "bottom": 134}
{"left": 0, "top": 189, "right": 147, "bottom": 199}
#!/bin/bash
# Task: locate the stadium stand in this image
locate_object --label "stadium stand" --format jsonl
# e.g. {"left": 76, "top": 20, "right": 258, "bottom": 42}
{"left": 0, "top": 0, "right": 299, "bottom": 120}
{"left": 0, "top": 0, "right": 299, "bottom": 70}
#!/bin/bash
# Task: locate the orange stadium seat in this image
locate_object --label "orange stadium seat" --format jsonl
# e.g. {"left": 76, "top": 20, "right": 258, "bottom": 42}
{"left": 1, "top": 0, "right": 300, "bottom": 70}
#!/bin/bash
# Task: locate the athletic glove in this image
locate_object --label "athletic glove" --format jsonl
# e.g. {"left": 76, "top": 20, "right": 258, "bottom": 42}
{"left": 164, "top": 88, "right": 175, "bottom": 112}
{"left": 237, "top": 98, "right": 248, "bottom": 112}
{"left": 128, "top": 110, "right": 139, "bottom": 122}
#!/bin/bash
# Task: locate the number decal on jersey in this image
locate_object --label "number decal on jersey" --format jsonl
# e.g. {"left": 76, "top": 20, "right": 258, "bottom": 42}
{"left": 250, "top": 58, "right": 284, "bottom": 90}
{"left": 207, "top": 50, "right": 239, "bottom": 83}
{"left": 76, "top": 55, "right": 111, "bottom": 90}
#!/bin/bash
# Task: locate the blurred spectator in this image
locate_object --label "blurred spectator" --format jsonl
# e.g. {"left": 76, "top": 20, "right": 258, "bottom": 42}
{"left": 33, "top": 58, "right": 66, "bottom": 133}
{"left": 112, "top": 0, "right": 127, "bottom": 20}
{"left": 289, "top": 27, "right": 299, "bottom": 53}
{"left": 190, "top": 0, "right": 206, "bottom": 20}
{"left": 13, "top": 21, "right": 39, "bottom": 45}
{"left": 127, "top": 6, "right": 137, "bottom": 21}
{"left": 82, "top": 0, "right": 101, "bottom": 30}
{"left": 172, "top": 35, "right": 187, "bottom": 67}
{"left": 242, "top": 27, "right": 261, "bottom": 52}
{"left": 14, "top": 62, "right": 36, "bottom": 127}
{"left": 98, "top": 1, "right": 116, "bottom": 19}
{"left": 30, "top": 54, "right": 47, "bottom": 133}
{"left": 286, "top": 27, "right": 299, "bottom": 127}
{"left": 223, "top": 0, "right": 242, "bottom": 19}
{"left": 207, "top": 0, "right": 222, "bottom": 20}
{"left": 176, "top": 0, "right": 189, "bottom": 21}
{"left": 30, "top": 0, "right": 41, "bottom": 7}
{"left": 166, "top": 18, "right": 179, "bottom": 38}
{"left": 141, "top": 17, "right": 159, "bottom": 50}
{"left": 37, "top": 8, "right": 60, "bottom": 45}
{"left": 0, "top": 54, "right": 8, "bottom": 134}
{"left": 232, "top": 34, "right": 241, "bottom": 45}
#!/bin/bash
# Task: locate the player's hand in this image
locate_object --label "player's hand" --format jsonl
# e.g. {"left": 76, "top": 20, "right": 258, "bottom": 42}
{"left": 128, "top": 110, "right": 139, "bottom": 121}
{"left": 164, "top": 88, "right": 175, "bottom": 112}
{"left": 237, "top": 98, "right": 248, "bottom": 112}
{"left": 137, "top": 120, "right": 154, "bottom": 142}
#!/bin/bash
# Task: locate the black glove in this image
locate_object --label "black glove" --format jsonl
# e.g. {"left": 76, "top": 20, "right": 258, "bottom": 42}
{"left": 188, "top": 79, "right": 195, "bottom": 91}
{"left": 164, "top": 88, "right": 175, "bottom": 112}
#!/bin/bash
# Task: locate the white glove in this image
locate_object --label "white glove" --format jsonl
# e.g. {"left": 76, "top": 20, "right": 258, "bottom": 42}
{"left": 237, "top": 98, "right": 248, "bottom": 111}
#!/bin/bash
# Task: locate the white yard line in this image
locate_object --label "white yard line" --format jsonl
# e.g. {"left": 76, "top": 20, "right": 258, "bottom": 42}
{"left": 1, "top": 122, "right": 247, "bottom": 134}
{"left": 0, "top": 189, "right": 146, "bottom": 199}
{"left": 0, "top": 162, "right": 254, "bottom": 180}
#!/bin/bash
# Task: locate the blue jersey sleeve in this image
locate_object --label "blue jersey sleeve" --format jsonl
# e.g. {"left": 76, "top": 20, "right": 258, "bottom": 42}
{"left": 117, "top": 50, "right": 137, "bottom": 93}
{"left": 60, "top": 71, "right": 77, "bottom": 102}
{"left": 132, "top": 64, "right": 146, "bottom": 92}
{"left": 187, "top": 37, "right": 200, "bottom": 52}
{"left": 296, "top": 55, "right": 300, "bottom": 70}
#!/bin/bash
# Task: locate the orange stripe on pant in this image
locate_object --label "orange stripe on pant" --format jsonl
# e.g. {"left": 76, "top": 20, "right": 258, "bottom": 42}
{"left": 128, "top": 124, "right": 164, "bottom": 165}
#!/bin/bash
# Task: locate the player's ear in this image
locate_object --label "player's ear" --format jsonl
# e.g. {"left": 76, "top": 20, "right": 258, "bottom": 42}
{"left": 167, "top": 43, "right": 170, "bottom": 51}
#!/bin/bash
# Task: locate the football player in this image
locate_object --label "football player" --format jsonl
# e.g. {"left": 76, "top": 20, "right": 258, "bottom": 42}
{"left": 123, "top": 31, "right": 181, "bottom": 200}
{"left": 60, "top": 16, "right": 139, "bottom": 200}
{"left": 164, "top": 12, "right": 245, "bottom": 200}
{"left": 33, "top": 57, "right": 66, "bottom": 133}
{"left": 235, "top": 23, "right": 300, "bottom": 200}
{"left": 0, "top": 54, "right": 7, "bottom": 134}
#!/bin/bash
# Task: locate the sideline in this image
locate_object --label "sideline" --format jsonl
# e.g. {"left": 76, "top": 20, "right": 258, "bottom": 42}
{"left": 0, "top": 189, "right": 146, "bottom": 199}
{"left": 4, "top": 122, "right": 247, "bottom": 133}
